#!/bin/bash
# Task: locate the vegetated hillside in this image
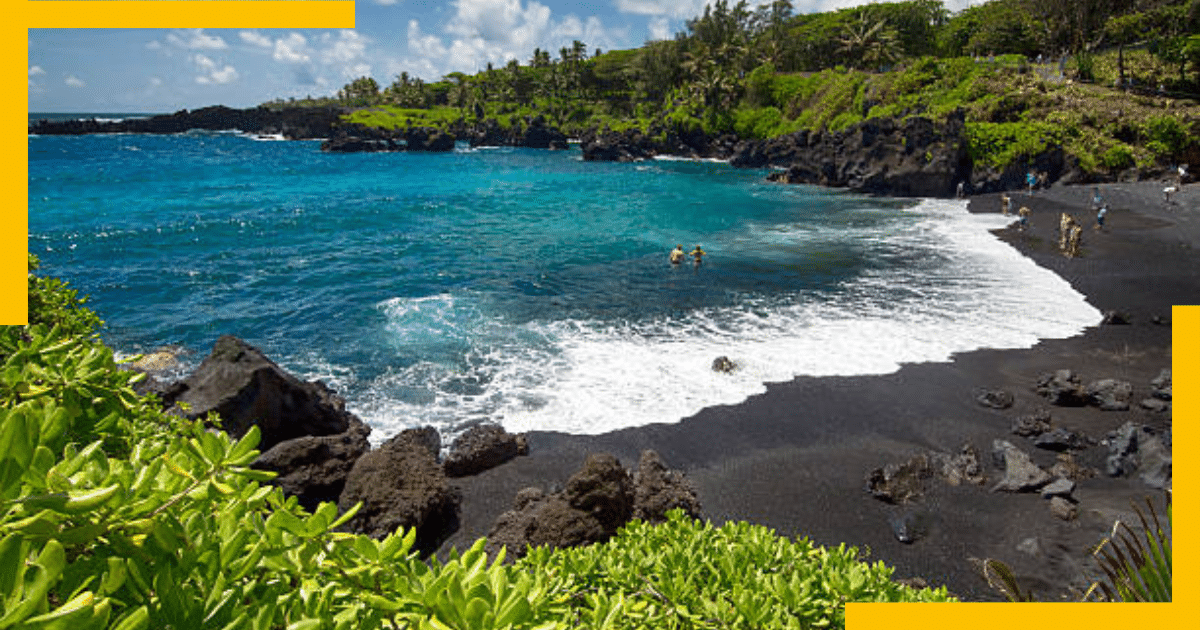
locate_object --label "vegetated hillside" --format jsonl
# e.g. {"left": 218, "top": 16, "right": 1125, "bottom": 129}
{"left": 278, "top": 0, "right": 1200, "bottom": 179}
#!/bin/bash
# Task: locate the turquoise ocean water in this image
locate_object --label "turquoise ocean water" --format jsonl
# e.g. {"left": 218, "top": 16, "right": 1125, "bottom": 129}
{"left": 28, "top": 121, "right": 1101, "bottom": 442}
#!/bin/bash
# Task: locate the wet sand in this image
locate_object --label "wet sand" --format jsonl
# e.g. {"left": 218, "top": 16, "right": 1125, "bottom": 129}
{"left": 438, "top": 180, "right": 1195, "bottom": 601}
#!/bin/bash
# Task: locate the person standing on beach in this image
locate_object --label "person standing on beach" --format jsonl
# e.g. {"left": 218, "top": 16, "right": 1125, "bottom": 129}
{"left": 1095, "top": 204, "right": 1108, "bottom": 230}
{"left": 1027, "top": 171, "right": 1037, "bottom": 195}
{"left": 1001, "top": 193, "right": 1012, "bottom": 215}
{"left": 1018, "top": 206, "right": 1030, "bottom": 231}
{"left": 670, "top": 244, "right": 685, "bottom": 265}
{"left": 1059, "top": 213, "right": 1073, "bottom": 251}
{"left": 1067, "top": 222, "right": 1083, "bottom": 258}
{"left": 956, "top": 181, "right": 965, "bottom": 198}
{"left": 1091, "top": 187, "right": 1103, "bottom": 211}
{"left": 690, "top": 244, "right": 706, "bottom": 265}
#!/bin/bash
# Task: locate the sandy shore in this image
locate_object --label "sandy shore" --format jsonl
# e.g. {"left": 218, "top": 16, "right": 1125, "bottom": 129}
{"left": 438, "top": 179, "right": 1193, "bottom": 601}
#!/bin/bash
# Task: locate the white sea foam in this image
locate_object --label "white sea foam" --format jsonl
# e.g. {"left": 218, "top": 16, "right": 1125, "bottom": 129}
{"left": 344, "top": 199, "right": 1099, "bottom": 442}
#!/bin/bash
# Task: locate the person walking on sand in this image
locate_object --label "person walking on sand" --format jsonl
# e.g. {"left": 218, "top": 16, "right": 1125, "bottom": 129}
{"left": 1091, "top": 187, "right": 1103, "bottom": 211}
{"left": 1059, "top": 213, "right": 1073, "bottom": 251}
{"left": 1001, "top": 193, "right": 1011, "bottom": 215}
{"left": 1095, "top": 204, "right": 1108, "bottom": 230}
{"left": 1164, "top": 184, "right": 1179, "bottom": 205}
{"left": 690, "top": 244, "right": 706, "bottom": 265}
{"left": 1018, "top": 206, "right": 1030, "bottom": 231}
{"left": 670, "top": 244, "right": 685, "bottom": 265}
{"left": 1027, "top": 171, "right": 1037, "bottom": 195}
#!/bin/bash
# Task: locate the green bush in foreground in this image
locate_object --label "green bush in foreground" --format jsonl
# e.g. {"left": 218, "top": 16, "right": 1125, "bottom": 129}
{"left": 0, "top": 265, "right": 953, "bottom": 630}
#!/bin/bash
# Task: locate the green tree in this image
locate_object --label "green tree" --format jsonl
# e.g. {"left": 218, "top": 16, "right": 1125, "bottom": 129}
{"left": 340, "top": 76, "right": 381, "bottom": 106}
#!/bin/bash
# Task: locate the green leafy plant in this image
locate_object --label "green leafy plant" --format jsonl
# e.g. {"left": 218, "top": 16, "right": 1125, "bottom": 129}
{"left": 1085, "top": 495, "right": 1172, "bottom": 602}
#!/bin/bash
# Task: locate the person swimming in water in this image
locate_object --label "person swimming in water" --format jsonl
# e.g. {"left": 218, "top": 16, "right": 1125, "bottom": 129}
{"left": 690, "top": 244, "right": 705, "bottom": 265}
{"left": 670, "top": 244, "right": 685, "bottom": 265}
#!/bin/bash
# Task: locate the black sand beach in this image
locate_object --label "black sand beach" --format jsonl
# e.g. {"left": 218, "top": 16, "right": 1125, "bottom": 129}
{"left": 438, "top": 180, "right": 1194, "bottom": 601}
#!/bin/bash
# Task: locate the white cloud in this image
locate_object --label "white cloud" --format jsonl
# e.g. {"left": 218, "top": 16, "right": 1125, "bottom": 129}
{"left": 167, "top": 29, "right": 229, "bottom": 51}
{"left": 146, "top": 40, "right": 163, "bottom": 51}
{"left": 397, "top": 0, "right": 626, "bottom": 77}
{"left": 615, "top": 0, "right": 710, "bottom": 19}
{"left": 648, "top": 16, "right": 672, "bottom": 41}
{"left": 65, "top": 75, "right": 85, "bottom": 88}
{"left": 320, "top": 30, "right": 372, "bottom": 78}
{"left": 29, "top": 65, "right": 45, "bottom": 77}
{"left": 192, "top": 54, "right": 239, "bottom": 85}
{"left": 275, "top": 33, "right": 313, "bottom": 64}
{"left": 239, "top": 30, "right": 274, "bottom": 49}
{"left": 373, "top": 0, "right": 402, "bottom": 5}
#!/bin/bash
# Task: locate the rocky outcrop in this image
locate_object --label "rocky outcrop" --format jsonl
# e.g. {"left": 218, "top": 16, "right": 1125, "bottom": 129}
{"left": 1105, "top": 422, "right": 1172, "bottom": 489}
{"left": 866, "top": 444, "right": 985, "bottom": 504}
{"left": 443, "top": 424, "right": 529, "bottom": 477}
{"left": 321, "top": 125, "right": 455, "bottom": 153}
{"left": 974, "top": 388, "right": 1014, "bottom": 410}
{"left": 252, "top": 417, "right": 372, "bottom": 512}
{"left": 579, "top": 125, "right": 738, "bottom": 162}
{"left": 990, "top": 440, "right": 1051, "bottom": 493}
{"left": 737, "top": 112, "right": 973, "bottom": 197}
{"left": 1035, "top": 370, "right": 1088, "bottom": 407}
{"left": 459, "top": 116, "right": 569, "bottom": 149}
{"left": 580, "top": 128, "right": 657, "bottom": 162}
{"left": 337, "top": 427, "right": 460, "bottom": 555}
{"left": 29, "top": 105, "right": 344, "bottom": 140}
{"left": 1085, "top": 378, "right": 1133, "bottom": 411}
{"left": 160, "top": 335, "right": 356, "bottom": 451}
{"left": 485, "top": 451, "right": 699, "bottom": 559}
{"left": 632, "top": 450, "right": 702, "bottom": 523}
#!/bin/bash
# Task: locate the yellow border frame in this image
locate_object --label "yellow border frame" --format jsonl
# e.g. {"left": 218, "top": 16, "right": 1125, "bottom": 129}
{"left": 9, "top": 3, "right": 1192, "bottom": 628}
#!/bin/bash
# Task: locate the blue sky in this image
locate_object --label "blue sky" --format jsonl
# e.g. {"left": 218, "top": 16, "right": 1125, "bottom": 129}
{"left": 29, "top": 1, "right": 984, "bottom": 113}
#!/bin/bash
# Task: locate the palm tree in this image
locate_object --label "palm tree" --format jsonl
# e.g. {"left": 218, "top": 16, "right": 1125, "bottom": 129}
{"left": 838, "top": 12, "right": 900, "bottom": 71}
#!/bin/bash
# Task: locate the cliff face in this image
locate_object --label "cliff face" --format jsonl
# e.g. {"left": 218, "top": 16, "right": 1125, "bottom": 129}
{"left": 732, "top": 112, "right": 974, "bottom": 198}
{"left": 29, "top": 105, "right": 347, "bottom": 140}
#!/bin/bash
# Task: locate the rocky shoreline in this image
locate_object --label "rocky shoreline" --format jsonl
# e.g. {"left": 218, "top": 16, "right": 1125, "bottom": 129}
{"left": 131, "top": 335, "right": 703, "bottom": 561}
{"left": 33, "top": 104, "right": 1189, "bottom": 198}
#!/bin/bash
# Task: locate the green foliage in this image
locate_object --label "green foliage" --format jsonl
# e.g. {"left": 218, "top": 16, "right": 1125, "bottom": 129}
{"left": 1142, "top": 114, "right": 1194, "bottom": 159}
{"left": 519, "top": 513, "right": 954, "bottom": 628}
{"left": 25, "top": 255, "right": 102, "bottom": 341}
{"left": 343, "top": 106, "right": 461, "bottom": 131}
{"left": 1086, "top": 496, "right": 1172, "bottom": 602}
{"left": 1101, "top": 143, "right": 1136, "bottom": 170}
{"left": 965, "top": 121, "right": 1070, "bottom": 168}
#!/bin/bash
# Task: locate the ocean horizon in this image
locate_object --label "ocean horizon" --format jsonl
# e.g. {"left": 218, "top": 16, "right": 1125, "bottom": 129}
{"left": 27, "top": 128, "right": 1102, "bottom": 443}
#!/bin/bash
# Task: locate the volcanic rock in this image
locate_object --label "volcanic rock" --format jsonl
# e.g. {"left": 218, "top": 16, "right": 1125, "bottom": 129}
{"left": 1035, "top": 370, "right": 1088, "bottom": 406}
{"left": 1033, "top": 427, "right": 1086, "bottom": 452}
{"left": 443, "top": 424, "right": 529, "bottom": 477}
{"left": 632, "top": 450, "right": 702, "bottom": 523}
{"left": 1085, "top": 378, "right": 1133, "bottom": 411}
{"left": 337, "top": 427, "right": 460, "bottom": 555}
{"left": 1010, "top": 409, "right": 1053, "bottom": 437}
{"left": 1049, "top": 497, "right": 1078, "bottom": 521}
{"left": 990, "top": 440, "right": 1051, "bottom": 493}
{"left": 485, "top": 451, "right": 699, "bottom": 560}
{"left": 252, "top": 416, "right": 372, "bottom": 512}
{"left": 161, "top": 335, "right": 356, "bottom": 451}
{"left": 975, "top": 388, "right": 1015, "bottom": 410}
